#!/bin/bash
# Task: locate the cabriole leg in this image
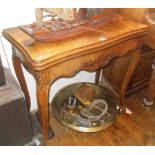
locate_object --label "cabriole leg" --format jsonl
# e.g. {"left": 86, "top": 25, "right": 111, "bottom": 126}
{"left": 12, "top": 47, "right": 31, "bottom": 111}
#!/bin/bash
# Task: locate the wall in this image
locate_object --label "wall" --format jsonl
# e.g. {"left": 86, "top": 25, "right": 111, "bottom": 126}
{"left": 0, "top": 7, "right": 95, "bottom": 110}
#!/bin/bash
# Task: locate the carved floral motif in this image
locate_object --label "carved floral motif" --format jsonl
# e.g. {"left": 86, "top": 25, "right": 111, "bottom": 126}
{"left": 81, "top": 54, "right": 113, "bottom": 71}
{"left": 35, "top": 68, "right": 55, "bottom": 88}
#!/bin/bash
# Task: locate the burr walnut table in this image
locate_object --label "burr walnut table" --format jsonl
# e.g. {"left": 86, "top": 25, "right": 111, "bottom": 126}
{"left": 2, "top": 15, "right": 148, "bottom": 145}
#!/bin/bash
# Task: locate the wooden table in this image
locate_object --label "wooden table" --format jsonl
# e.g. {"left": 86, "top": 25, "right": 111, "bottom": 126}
{"left": 2, "top": 15, "right": 148, "bottom": 145}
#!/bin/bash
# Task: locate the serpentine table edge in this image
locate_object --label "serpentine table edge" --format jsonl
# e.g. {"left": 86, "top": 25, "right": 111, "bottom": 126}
{"left": 2, "top": 15, "right": 148, "bottom": 145}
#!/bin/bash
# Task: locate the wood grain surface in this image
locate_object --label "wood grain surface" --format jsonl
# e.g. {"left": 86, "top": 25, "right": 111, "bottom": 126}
{"left": 47, "top": 88, "right": 155, "bottom": 146}
{"left": 2, "top": 14, "right": 149, "bottom": 144}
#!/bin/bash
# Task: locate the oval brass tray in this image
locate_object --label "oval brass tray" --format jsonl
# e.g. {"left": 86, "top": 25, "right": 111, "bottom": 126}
{"left": 51, "top": 82, "right": 120, "bottom": 132}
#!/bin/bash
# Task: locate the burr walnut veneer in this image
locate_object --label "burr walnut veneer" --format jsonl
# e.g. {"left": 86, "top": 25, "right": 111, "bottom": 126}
{"left": 2, "top": 15, "right": 148, "bottom": 145}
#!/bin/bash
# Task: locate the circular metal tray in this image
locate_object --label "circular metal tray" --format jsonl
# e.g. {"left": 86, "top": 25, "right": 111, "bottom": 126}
{"left": 51, "top": 82, "right": 120, "bottom": 132}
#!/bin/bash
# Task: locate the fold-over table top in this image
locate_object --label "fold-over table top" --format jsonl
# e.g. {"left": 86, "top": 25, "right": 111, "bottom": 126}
{"left": 3, "top": 15, "right": 148, "bottom": 69}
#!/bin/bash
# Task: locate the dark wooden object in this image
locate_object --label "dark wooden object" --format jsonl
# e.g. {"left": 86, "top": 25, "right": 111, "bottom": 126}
{"left": 96, "top": 51, "right": 140, "bottom": 98}
{"left": 96, "top": 44, "right": 155, "bottom": 97}
{"left": 0, "top": 68, "right": 33, "bottom": 145}
{"left": 0, "top": 56, "right": 6, "bottom": 86}
{"left": 21, "top": 9, "right": 116, "bottom": 42}
{"left": 2, "top": 15, "right": 148, "bottom": 144}
{"left": 127, "top": 44, "right": 155, "bottom": 96}
{"left": 108, "top": 9, "right": 155, "bottom": 96}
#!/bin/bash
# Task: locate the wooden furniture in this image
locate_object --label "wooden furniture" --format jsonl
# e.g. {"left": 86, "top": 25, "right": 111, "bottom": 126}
{"left": 118, "top": 8, "right": 155, "bottom": 49}
{"left": 143, "top": 9, "right": 155, "bottom": 49}
{"left": 96, "top": 51, "right": 140, "bottom": 98}
{"left": 118, "top": 8, "right": 149, "bottom": 23}
{"left": 127, "top": 44, "right": 155, "bottom": 96}
{"left": 23, "top": 8, "right": 116, "bottom": 42}
{"left": 97, "top": 44, "right": 155, "bottom": 97}
{"left": 105, "top": 9, "right": 155, "bottom": 96}
{"left": 2, "top": 15, "right": 148, "bottom": 144}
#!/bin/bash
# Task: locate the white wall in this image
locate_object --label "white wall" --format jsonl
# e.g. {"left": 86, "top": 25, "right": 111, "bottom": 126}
{"left": 0, "top": 7, "right": 95, "bottom": 110}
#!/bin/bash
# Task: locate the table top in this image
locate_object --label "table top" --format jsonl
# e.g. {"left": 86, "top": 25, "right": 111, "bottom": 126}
{"left": 3, "top": 15, "right": 148, "bottom": 69}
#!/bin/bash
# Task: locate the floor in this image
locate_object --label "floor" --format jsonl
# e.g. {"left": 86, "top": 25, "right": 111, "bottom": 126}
{"left": 47, "top": 88, "right": 155, "bottom": 146}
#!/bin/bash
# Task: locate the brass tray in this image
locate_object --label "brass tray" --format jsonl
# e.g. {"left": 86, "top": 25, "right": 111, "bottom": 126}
{"left": 51, "top": 82, "right": 120, "bottom": 132}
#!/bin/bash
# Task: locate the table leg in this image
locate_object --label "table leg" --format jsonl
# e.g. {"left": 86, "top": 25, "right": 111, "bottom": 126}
{"left": 120, "top": 51, "right": 140, "bottom": 108}
{"left": 12, "top": 48, "right": 31, "bottom": 111}
{"left": 36, "top": 81, "right": 50, "bottom": 145}
{"left": 95, "top": 69, "right": 101, "bottom": 84}
{"left": 95, "top": 50, "right": 140, "bottom": 109}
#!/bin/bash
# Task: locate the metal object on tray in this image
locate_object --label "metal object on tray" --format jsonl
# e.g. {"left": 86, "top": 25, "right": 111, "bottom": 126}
{"left": 51, "top": 83, "right": 120, "bottom": 132}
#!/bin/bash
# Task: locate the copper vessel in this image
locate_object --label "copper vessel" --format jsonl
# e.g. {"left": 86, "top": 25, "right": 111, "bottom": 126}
{"left": 51, "top": 83, "right": 120, "bottom": 132}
